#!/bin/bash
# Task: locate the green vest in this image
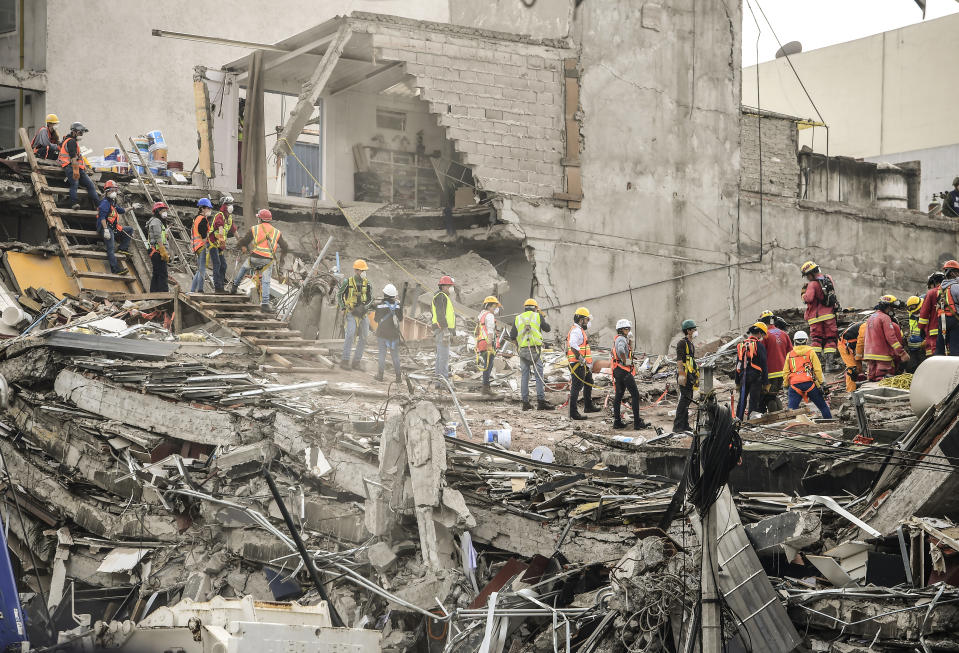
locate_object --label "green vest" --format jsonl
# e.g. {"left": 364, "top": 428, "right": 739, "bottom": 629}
{"left": 514, "top": 310, "right": 543, "bottom": 347}
{"left": 431, "top": 291, "right": 455, "bottom": 327}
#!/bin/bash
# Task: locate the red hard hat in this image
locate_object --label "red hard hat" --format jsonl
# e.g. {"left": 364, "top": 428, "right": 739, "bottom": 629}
{"left": 945, "top": 260, "right": 959, "bottom": 271}
{"left": 256, "top": 209, "right": 272, "bottom": 222}
{"left": 103, "top": 180, "right": 118, "bottom": 190}
{"left": 152, "top": 201, "right": 168, "bottom": 212}
{"left": 438, "top": 275, "right": 454, "bottom": 286}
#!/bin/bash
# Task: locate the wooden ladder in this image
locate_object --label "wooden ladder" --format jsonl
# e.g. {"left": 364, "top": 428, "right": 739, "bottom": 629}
{"left": 18, "top": 128, "right": 140, "bottom": 293}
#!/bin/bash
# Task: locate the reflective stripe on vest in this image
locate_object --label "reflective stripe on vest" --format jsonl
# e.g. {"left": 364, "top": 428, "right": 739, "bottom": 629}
{"left": 785, "top": 350, "right": 815, "bottom": 386}
{"left": 431, "top": 291, "right": 455, "bottom": 327}
{"left": 191, "top": 214, "right": 208, "bottom": 253}
{"left": 939, "top": 285, "right": 958, "bottom": 318}
{"left": 476, "top": 309, "right": 493, "bottom": 350}
{"left": 104, "top": 205, "right": 120, "bottom": 231}
{"left": 515, "top": 311, "right": 542, "bottom": 348}
{"left": 737, "top": 337, "right": 763, "bottom": 373}
{"left": 57, "top": 136, "right": 84, "bottom": 169}
{"left": 251, "top": 223, "right": 280, "bottom": 259}
{"left": 566, "top": 325, "right": 592, "bottom": 366}
{"left": 611, "top": 334, "right": 633, "bottom": 374}
{"left": 150, "top": 224, "right": 167, "bottom": 256}
{"left": 343, "top": 276, "right": 369, "bottom": 310}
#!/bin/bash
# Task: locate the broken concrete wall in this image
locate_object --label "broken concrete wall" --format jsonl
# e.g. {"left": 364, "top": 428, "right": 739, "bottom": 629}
{"left": 449, "top": 0, "right": 573, "bottom": 39}
{"left": 740, "top": 111, "right": 800, "bottom": 198}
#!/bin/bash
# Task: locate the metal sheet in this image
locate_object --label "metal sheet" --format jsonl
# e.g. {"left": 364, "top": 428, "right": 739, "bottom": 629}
{"left": 97, "top": 547, "right": 151, "bottom": 573}
{"left": 44, "top": 331, "right": 179, "bottom": 359}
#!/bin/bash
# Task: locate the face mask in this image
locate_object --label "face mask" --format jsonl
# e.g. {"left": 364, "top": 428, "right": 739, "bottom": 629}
{"left": 359, "top": 271, "right": 367, "bottom": 279}
{"left": 227, "top": 205, "right": 234, "bottom": 214}
{"left": 107, "top": 191, "right": 117, "bottom": 200}
{"left": 494, "top": 307, "right": 501, "bottom": 315}
{"left": 586, "top": 319, "right": 592, "bottom": 330}
{"left": 692, "top": 330, "right": 699, "bottom": 338}
{"left": 159, "top": 211, "right": 168, "bottom": 219}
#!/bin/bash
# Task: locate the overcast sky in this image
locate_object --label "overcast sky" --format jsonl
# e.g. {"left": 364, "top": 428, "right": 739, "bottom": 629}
{"left": 742, "top": 0, "right": 959, "bottom": 67}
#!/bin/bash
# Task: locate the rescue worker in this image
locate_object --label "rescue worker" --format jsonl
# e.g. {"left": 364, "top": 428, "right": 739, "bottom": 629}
{"left": 373, "top": 284, "right": 403, "bottom": 383}
{"left": 919, "top": 272, "right": 945, "bottom": 356}
{"left": 759, "top": 310, "right": 792, "bottom": 412}
{"left": 475, "top": 296, "right": 501, "bottom": 395}
{"left": 31, "top": 113, "right": 60, "bottom": 160}
{"left": 227, "top": 209, "right": 289, "bottom": 312}
{"left": 943, "top": 177, "right": 959, "bottom": 218}
{"left": 937, "top": 260, "right": 959, "bottom": 356}
{"left": 736, "top": 322, "right": 768, "bottom": 420}
{"left": 209, "top": 195, "right": 237, "bottom": 294}
{"left": 801, "top": 261, "right": 840, "bottom": 369}
{"left": 432, "top": 276, "right": 455, "bottom": 384}
{"left": 905, "top": 295, "right": 925, "bottom": 372}
{"left": 508, "top": 298, "right": 552, "bottom": 411}
{"left": 611, "top": 319, "right": 649, "bottom": 430}
{"left": 783, "top": 331, "right": 832, "bottom": 418}
{"left": 189, "top": 198, "right": 215, "bottom": 293}
{"left": 864, "top": 295, "right": 909, "bottom": 380}
{"left": 58, "top": 122, "right": 99, "bottom": 210}
{"left": 838, "top": 319, "right": 867, "bottom": 392}
{"left": 146, "top": 201, "right": 170, "bottom": 292}
{"left": 337, "top": 260, "right": 373, "bottom": 370}
{"left": 673, "top": 319, "right": 699, "bottom": 433}
{"left": 567, "top": 307, "right": 599, "bottom": 420}
{"left": 96, "top": 180, "right": 135, "bottom": 275}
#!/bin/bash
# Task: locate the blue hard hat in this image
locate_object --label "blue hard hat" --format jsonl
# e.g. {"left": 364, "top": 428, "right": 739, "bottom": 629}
{"left": 197, "top": 198, "right": 214, "bottom": 208}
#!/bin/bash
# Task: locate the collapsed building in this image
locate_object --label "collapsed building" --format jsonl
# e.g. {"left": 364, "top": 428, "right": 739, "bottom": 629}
{"left": 0, "top": 2, "right": 957, "bottom": 652}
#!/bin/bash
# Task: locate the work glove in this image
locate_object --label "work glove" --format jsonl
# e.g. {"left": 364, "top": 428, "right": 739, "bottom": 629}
{"left": 158, "top": 244, "right": 170, "bottom": 262}
{"left": 72, "top": 163, "right": 80, "bottom": 180}
{"left": 102, "top": 228, "right": 112, "bottom": 242}
{"left": 132, "top": 202, "right": 143, "bottom": 210}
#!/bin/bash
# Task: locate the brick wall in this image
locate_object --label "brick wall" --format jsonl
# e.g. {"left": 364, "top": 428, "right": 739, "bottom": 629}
{"left": 740, "top": 112, "right": 800, "bottom": 198}
{"left": 354, "top": 18, "right": 571, "bottom": 199}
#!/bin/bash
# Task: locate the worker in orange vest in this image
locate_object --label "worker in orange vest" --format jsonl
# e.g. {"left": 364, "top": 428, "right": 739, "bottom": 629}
{"left": 937, "top": 260, "right": 959, "bottom": 356}
{"left": 227, "top": 209, "right": 289, "bottom": 312}
{"left": 838, "top": 320, "right": 867, "bottom": 392}
{"left": 782, "top": 331, "right": 832, "bottom": 418}
{"left": 189, "top": 198, "right": 215, "bottom": 293}
{"left": 611, "top": 319, "right": 648, "bottom": 430}
{"left": 475, "top": 296, "right": 501, "bottom": 395}
{"left": 209, "top": 195, "right": 237, "bottom": 294}
{"left": 735, "top": 323, "right": 768, "bottom": 420}
{"left": 57, "top": 122, "right": 99, "bottom": 210}
{"left": 863, "top": 295, "right": 909, "bottom": 380}
{"left": 919, "top": 271, "right": 945, "bottom": 356}
{"left": 758, "top": 310, "right": 792, "bottom": 412}
{"left": 567, "top": 307, "right": 599, "bottom": 420}
{"left": 31, "top": 113, "right": 60, "bottom": 160}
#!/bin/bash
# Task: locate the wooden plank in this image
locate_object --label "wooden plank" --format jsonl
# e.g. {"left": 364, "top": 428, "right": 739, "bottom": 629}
{"left": 52, "top": 208, "right": 98, "bottom": 218}
{"left": 236, "top": 329, "right": 302, "bottom": 336}
{"left": 66, "top": 249, "right": 129, "bottom": 260}
{"left": 75, "top": 271, "right": 133, "bottom": 281}
{"left": 251, "top": 338, "right": 315, "bottom": 346}
{"left": 40, "top": 184, "right": 94, "bottom": 196}
{"left": 197, "top": 302, "right": 262, "bottom": 310}
{"left": 260, "top": 365, "right": 330, "bottom": 374}
{"left": 270, "top": 353, "right": 294, "bottom": 369}
{"left": 61, "top": 228, "right": 101, "bottom": 238}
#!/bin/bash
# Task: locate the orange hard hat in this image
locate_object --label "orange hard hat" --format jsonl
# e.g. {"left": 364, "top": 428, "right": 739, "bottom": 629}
{"left": 944, "top": 260, "right": 959, "bottom": 271}
{"left": 256, "top": 209, "right": 272, "bottom": 222}
{"left": 439, "top": 275, "right": 454, "bottom": 286}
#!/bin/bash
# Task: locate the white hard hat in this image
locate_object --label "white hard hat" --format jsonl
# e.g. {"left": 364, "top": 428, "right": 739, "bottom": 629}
{"left": 793, "top": 330, "right": 809, "bottom": 343}
{"left": 616, "top": 319, "right": 631, "bottom": 330}
{"left": 383, "top": 283, "right": 397, "bottom": 297}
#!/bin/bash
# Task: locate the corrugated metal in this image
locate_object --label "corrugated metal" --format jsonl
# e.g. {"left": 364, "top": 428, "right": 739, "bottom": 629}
{"left": 287, "top": 141, "right": 321, "bottom": 198}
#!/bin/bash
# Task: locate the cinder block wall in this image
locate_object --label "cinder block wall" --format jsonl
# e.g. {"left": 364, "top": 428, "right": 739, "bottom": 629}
{"left": 740, "top": 113, "right": 800, "bottom": 198}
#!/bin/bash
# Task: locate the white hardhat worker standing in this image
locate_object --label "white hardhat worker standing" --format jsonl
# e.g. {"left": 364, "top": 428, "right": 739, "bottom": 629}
{"left": 782, "top": 330, "right": 832, "bottom": 418}
{"left": 373, "top": 283, "right": 404, "bottom": 383}
{"left": 611, "top": 319, "right": 649, "bottom": 430}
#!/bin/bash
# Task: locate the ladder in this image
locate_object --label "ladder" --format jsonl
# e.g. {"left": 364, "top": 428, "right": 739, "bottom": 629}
{"left": 18, "top": 128, "right": 140, "bottom": 293}
{"left": 116, "top": 135, "right": 196, "bottom": 276}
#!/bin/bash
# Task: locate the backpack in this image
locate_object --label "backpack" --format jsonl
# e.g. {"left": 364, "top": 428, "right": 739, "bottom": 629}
{"left": 819, "top": 276, "right": 840, "bottom": 309}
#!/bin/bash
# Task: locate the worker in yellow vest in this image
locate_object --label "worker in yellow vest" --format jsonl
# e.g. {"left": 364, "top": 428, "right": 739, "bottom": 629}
{"left": 432, "top": 275, "right": 455, "bottom": 384}
{"left": 567, "top": 307, "right": 599, "bottom": 420}
{"left": 337, "top": 259, "right": 373, "bottom": 370}
{"left": 508, "top": 298, "right": 553, "bottom": 410}
{"left": 227, "top": 209, "right": 288, "bottom": 312}
{"left": 209, "top": 195, "right": 237, "bottom": 293}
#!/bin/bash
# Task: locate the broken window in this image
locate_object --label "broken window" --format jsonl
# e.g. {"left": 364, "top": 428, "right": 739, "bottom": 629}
{"left": 0, "top": 0, "right": 14, "bottom": 35}
{"left": 375, "top": 108, "right": 406, "bottom": 132}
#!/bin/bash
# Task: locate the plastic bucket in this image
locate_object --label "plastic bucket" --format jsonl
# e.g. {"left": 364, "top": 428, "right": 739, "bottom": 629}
{"left": 150, "top": 147, "right": 168, "bottom": 162}
{"left": 133, "top": 137, "right": 149, "bottom": 153}
{"left": 167, "top": 161, "right": 183, "bottom": 171}
{"left": 484, "top": 428, "right": 511, "bottom": 448}
{"left": 147, "top": 130, "right": 166, "bottom": 149}
{"left": 444, "top": 422, "right": 457, "bottom": 438}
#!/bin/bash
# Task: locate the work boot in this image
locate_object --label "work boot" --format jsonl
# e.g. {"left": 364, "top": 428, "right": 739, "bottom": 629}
{"left": 481, "top": 384, "right": 494, "bottom": 395}
{"left": 374, "top": 372, "right": 384, "bottom": 382}
{"left": 70, "top": 203, "right": 81, "bottom": 210}
{"left": 339, "top": 359, "right": 351, "bottom": 370}
{"left": 612, "top": 419, "right": 627, "bottom": 429}
{"left": 260, "top": 305, "right": 272, "bottom": 314}
{"left": 522, "top": 401, "right": 532, "bottom": 411}
{"left": 395, "top": 373, "right": 403, "bottom": 384}
{"left": 584, "top": 401, "right": 601, "bottom": 413}
{"left": 351, "top": 359, "right": 362, "bottom": 370}
{"left": 226, "top": 282, "right": 238, "bottom": 295}
{"left": 115, "top": 268, "right": 129, "bottom": 276}
{"left": 634, "top": 418, "right": 650, "bottom": 430}
{"left": 570, "top": 412, "right": 587, "bottom": 421}
{"left": 214, "top": 287, "right": 226, "bottom": 295}
{"left": 536, "top": 398, "right": 551, "bottom": 410}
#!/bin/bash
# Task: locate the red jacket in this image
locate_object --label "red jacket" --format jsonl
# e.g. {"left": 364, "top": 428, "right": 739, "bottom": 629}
{"left": 863, "top": 310, "right": 907, "bottom": 362}
{"left": 763, "top": 327, "right": 793, "bottom": 380}
{"left": 918, "top": 286, "right": 940, "bottom": 339}
{"left": 803, "top": 275, "right": 836, "bottom": 323}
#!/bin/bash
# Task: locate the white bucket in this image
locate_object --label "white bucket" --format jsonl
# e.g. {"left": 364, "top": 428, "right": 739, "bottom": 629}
{"left": 484, "top": 428, "right": 511, "bottom": 448}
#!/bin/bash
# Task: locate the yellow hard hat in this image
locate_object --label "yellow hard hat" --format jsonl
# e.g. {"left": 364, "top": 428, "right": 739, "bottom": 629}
{"left": 483, "top": 295, "right": 501, "bottom": 306}
{"left": 906, "top": 295, "right": 922, "bottom": 312}
{"left": 759, "top": 310, "right": 774, "bottom": 320}
{"left": 800, "top": 261, "right": 819, "bottom": 275}
{"left": 751, "top": 321, "right": 769, "bottom": 334}
{"left": 574, "top": 307, "right": 590, "bottom": 318}
{"left": 880, "top": 294, "right": 898, "bottom": 305}
{"left": 353, "top": 259, "right": 368, "bottom": 271}
{"left": 524, "top": 298, "right": 539, "bottom": 308}
{"left": 45, "top": 113, "right": 59, "bottom": 124}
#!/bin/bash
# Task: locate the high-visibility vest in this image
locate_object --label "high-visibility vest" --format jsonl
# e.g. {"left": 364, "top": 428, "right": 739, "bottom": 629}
{"left": 191, "top": 214, "right": 208, "bottom": 253}
{"left": 57, "top": 136, "right": 84, "bottom": 169}
{"left": 785, "top": 350, "right": 815, "bottom": 386}
{"left": 514, "top": 310, "right": 542, "bottom": 348}
{"left": 251, "top": 223, "right": 280, "bottom": 259}
{"left": 149, "top": 222, "right": 167, "bottom": 257}
{"left": 678, "top": 339, "right": 699, "bottom": 390}
{"left": 103, "top": 204, "right": 121, "bottom": 232}
{"left": 737, "top": 337, "right": 763, "bottom": 373}
{"left": 431, "top": 291, "right": 455, "bottom": 328}
{"left": 611, "top": 334, "right": 633, "bottom": 374}
{"left": 566, "top": 324, "right": 592, "bottom": 366}
{"left": 211, "top": 211, "right": 233, "bottom": 248}
{"left": 475, "top": 309, "right": 495, "bottom": 351}
{"left": 939, "top": 284, "right": 958, "bottom": 318}
{"left": 342, "top": 276, "right": 370, "bottom": 310}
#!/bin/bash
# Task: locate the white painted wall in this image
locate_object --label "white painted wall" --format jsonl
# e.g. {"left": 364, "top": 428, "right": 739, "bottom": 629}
{"left": 742, "top": 11, "right": 959, "bottom": 159}
{"left": 40, "top": 0, "right": 449, "bottom": 165}
{"left": 324, "top": 89, "right": 453, "bottom": 202}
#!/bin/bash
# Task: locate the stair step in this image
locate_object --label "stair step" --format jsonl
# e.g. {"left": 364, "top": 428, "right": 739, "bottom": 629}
{"left": 40, "top": 184, "right": 94, "bottom": 196}
{"left": 262, "top": 346, "right": 329, "bottom": 355}
{"left": 66, "top": 248, "right": 128, "bottom": 260}
{"left": 236, "top": 329, "right": 302, "bottom": 337}
{"left": 189, "top": 294, "right": 245, "bottom": 302}
{"left": 52, "top": 208, "right": 98, "bottom": 218}
{"left": 207, "top": 310, "right": 276, "bottom": 319}
{"left": 76, "top": 270, "right": 135, "bottom": 282}
{"left": 197, "top": 302, "right": 261, "bottom": 311}
{"left": 251, "top": 338, "right": 315, "bottom": 346}
{"left": 62, "top": 228, "right": 101, "bottom": 238}
{"left": 224, "top": 319, "right": 289, "bottom": 328}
